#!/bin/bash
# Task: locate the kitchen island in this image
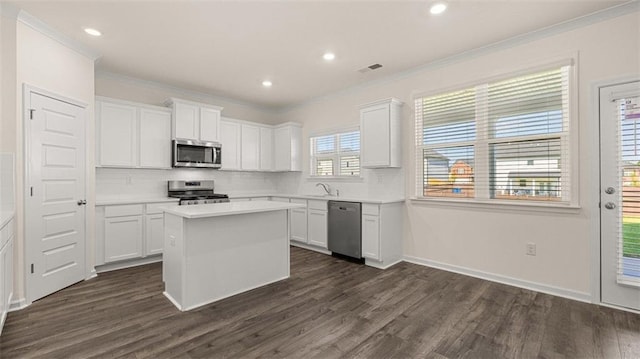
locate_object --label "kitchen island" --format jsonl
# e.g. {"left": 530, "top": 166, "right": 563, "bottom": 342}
{"left": 162, "top": 200, "right": 305, "bottom": 311}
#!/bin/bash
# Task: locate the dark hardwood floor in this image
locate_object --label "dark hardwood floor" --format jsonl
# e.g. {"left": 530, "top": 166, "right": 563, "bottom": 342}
{"left": 1, "top": 247, "right": 639, "bottom": 358}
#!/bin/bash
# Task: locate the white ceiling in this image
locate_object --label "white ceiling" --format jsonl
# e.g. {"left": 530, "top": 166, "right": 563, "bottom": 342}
{"left": 7, "top": 0, "right": 631, "bottom": 109}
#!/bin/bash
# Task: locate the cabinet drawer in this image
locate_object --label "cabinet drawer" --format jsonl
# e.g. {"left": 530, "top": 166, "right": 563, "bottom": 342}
{"left": 146, "top": 202, "right": 173, "bottom": 215}
{"left": 105, "top": 204, "right": 144, "bottom": 218}
{"left": 290, "top": 198, "right": 307, "bottom": 205}
{"left": 307, "top": 200, "right": 327, "bottom": 211}
{"left": 362, "top": 203, "right": 380, "bottom": 216}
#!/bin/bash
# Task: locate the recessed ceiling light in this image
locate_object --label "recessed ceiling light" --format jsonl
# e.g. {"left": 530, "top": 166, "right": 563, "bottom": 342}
{"left": 323, "top": 52, "right": 336, "bottom": 61}
{"left": 84, "top": 28, "right": 102, "bottom": 37}
{"left": 262, "top": 80, "right": 273, "bottom": 88}
{"left": 430, "top": 2, "right": 447, "bottom": 15}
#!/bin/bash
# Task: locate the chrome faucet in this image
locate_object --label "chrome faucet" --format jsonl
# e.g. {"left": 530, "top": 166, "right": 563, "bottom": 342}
{"left": 316, "top": 183, "right": 331, "bottom": 195}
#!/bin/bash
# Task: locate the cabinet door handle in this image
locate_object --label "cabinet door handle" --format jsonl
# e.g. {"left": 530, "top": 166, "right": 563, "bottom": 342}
{"left": 77, "top": 199, "right": 87, "bottom": 206}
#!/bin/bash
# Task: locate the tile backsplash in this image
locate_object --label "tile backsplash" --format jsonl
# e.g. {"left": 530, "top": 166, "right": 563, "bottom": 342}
{"left": 96, "top": 167, "right": 280, "bottom": 199}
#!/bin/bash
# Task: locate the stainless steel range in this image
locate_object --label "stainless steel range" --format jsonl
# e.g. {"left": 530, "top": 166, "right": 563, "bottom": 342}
{"left": 168, "top": 180, "right": 230, "bottom": 205}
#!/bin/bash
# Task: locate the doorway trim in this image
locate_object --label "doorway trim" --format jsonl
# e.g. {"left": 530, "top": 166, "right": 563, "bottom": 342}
{"left": 22, "top": 84, "right": 89, "bottom": 305}
{"left": 589, "top": 75, "right": 640, "bottom": 310}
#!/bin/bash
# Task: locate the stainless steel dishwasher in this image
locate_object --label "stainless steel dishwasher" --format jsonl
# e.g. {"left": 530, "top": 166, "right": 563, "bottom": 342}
{"left": 328, "top": 201, "right": 362, "bottom": 259}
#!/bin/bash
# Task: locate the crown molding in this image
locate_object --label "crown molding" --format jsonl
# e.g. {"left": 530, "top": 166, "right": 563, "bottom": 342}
{"left": 95, "top": 70, "right": 278, "bottom": 114}
{"left": 16, "top": 10, "right": 101, "bottom": 61}
{"left": 278, "top": 0, "right": 640, "bottom": 114}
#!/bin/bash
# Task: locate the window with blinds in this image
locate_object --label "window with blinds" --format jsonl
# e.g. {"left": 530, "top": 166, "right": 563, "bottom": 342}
{"left": 310, "top": 130, "right": 360, "bottom": 177}
{"left": 415, "top": 65, "right": 572, "bottom": 203}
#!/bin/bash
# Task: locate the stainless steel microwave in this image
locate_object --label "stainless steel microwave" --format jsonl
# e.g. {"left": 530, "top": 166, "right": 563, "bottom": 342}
{"left": 172, "top": 139, "right": 222, "bottom": 169}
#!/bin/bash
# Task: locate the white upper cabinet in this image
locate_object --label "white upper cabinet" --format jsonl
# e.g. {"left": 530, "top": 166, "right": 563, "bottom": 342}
{"left": 360, "top": 98, "right": 403, "bottom": 168}
{"left": 139, "top": 108, "right": 171, "bottom": 168}
{"left": 200, "top": 107, "right": 221, "bottom": 142}
{"left": 241, "top": 124, "right": 260, "bottom": 171}
{"left": 274, "top": 123, "right": 302, "bottom": 172}
{"left": 96, "top": 97, "right": 171, "bottom": 169}
{"left": 259, "top": 127, "right": 273, "bottom": 171}
{"left": 220, "top": 118, "right": 241, "bottom": 170}
{"left": 97, "top": 100, "right": 137, "bottom": 167}
{"left": 166, "top": 98, "right": 222, "bottom": 142}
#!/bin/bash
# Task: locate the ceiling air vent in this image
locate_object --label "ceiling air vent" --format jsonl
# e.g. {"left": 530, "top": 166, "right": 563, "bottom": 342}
{"left": 358, "top": 63, "right": 383, "bottom": 73}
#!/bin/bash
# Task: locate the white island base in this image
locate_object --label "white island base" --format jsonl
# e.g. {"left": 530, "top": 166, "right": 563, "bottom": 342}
{"left": 162, "top": 201, "right": 302, "bottom": 311}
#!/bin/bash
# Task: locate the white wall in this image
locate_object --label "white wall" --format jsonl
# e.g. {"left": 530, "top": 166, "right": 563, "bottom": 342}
{"left": 12, "top": 19, "right": 95, "bottom": 303}
{"left": 95, "top": 73, "right": 281, "bottom": 125}
{"left": 280, "top": 12, "right": 640, "bottom": 298}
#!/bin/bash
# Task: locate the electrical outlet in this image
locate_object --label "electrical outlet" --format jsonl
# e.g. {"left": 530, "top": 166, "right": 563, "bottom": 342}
{"left": 125, "top": 175, "right": 132, "bottom": 185}
{"left": 526, "top": 243, "right": 536, "bottom": 256}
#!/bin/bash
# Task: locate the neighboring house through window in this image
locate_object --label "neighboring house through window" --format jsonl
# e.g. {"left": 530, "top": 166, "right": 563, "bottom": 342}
{"left": 415, "top": 63, "right": 573, "bottom": 204}
{"left": 310, "top": 129, "right": 360, "bottom": 177}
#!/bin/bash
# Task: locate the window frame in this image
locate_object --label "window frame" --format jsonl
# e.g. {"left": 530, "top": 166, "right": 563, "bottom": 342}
{"left": 310, "top": 127, "right": 361, "bottom": 179}
{"left": 413, "top": 59, "right": 579, "bottom": 210}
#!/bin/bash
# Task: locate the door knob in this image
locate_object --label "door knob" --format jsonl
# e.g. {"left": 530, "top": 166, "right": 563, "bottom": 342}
{"left": 77, "top": 199, "right": 87, "bottom": 206}
{"left": 605, "top": 187, "right": 616, "bottom": 194}
{"left": 604, "top": 202, "right": 616, "bottom": 210}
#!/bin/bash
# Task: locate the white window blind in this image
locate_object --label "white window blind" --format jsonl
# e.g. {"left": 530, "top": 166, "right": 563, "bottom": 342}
{"left": 616, "top": 95, "right": 640, "bottom": 285}
{"left": 415, "top": 65, "right": 572, "bottom": 203}
{"left": 311, "top": 130, "right": 360, "bottom": 177}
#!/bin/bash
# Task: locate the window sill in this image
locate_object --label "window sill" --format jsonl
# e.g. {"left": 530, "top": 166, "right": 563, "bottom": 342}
{"left": 409, "top": 197, "right": 581, "bottom": 214}
{"left": 306, "top": 176, "right": 364, "bottom": 183}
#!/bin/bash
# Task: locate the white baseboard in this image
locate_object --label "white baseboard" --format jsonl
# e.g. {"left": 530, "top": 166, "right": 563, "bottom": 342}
{"left": 290, "top": 242, "right": 332, "bottom": 255}
{"left": 404, "top": 255, "right": 592, "bottom": 304}
{"left": 95, "top": 255, "right": 162, "bottom": 274}
{"left": 365, "top": 258, "right": 403, "bottom": 270}
{"left": 8, "top": 297, "right": 29, "bottom": 312}
{"left": 85, "top": 268, "right": 98, "bottom": 280}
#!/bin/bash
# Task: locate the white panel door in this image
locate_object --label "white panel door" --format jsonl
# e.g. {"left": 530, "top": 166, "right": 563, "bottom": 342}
{"left": 199, "top": 107, "right": 220, "bottom": 142}
{"left": 361, "top": 104, "right": 390, "bottom": 167}
{"left": 174, "top": 102, "right": 199, "bottom": 140}
{"left": 220, "top": 119, "right": 241, "bottom": 170}
{"left": 145, "top": 214, "right": 164, "bottom": 256}
{"left": 98, "top": 101, "right": 137, "bottom": 167}
{"left": 26, "top": 91, "right": 86, "bottom": 302}
{"left": 241, "top": 124, "right": 260, "bottom": 170}
{"left": 600, "top": 80, "right": 640, "bottom": 311}
{"left": 139, "top": 108, "right": 171, "bottom": 168}
{"left": 260, "top": 127, "right": 273, "bottom": 171}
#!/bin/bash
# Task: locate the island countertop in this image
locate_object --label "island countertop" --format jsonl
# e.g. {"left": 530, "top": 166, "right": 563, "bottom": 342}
{"left": 162, "top": 200, "right": 305, "bottom": 219}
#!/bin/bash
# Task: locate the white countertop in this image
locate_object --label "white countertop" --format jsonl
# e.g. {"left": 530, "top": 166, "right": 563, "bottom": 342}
{"left": 96, "top": 197, "right": 180, "bottom": 206}
{"left": 162, "top": 200, "right": 306, "bottom": 219}
{"left": 0, "top": 210, "right": 14, "bottom": 229}
{"left": 230, "top": 193, "right": 405, "bottom": 204}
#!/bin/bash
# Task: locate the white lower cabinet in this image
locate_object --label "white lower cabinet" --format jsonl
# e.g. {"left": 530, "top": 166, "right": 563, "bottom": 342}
{"left": 307, "top": 209, "right": 328, "bottom": 249}
{"left": 0, "top": 218, "right": 14, "bottom": 334}
{"left": 285, "top": 198, "right": 328, "bottom": 250}
{"left": 307, "top": 200, "right": 328, "bottom": 249}
{"left": 360, "top": 202, "right": 403, "bottom": 269}
{"left": 145, "top": 214, "right": 164, "bottom": 256}
{"left": 105, "top": 216, "right": 143, "bottom": 262}
{"left": 97, "top": 202, "right": 174, "bottom": 266}
{"left": 362, "top": 214, "right": 380, "bottom": 260}
{"left": 290, "top": 202, "right": 308, "bottom": 243}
